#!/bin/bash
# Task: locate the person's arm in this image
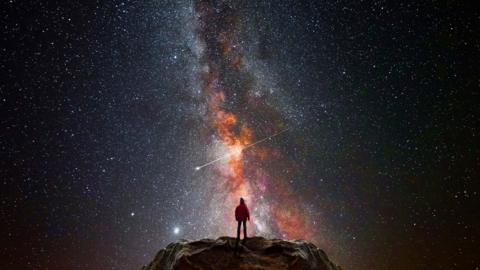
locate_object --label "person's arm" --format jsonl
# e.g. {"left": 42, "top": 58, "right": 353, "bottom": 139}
{"left": 247, "top": 207, "right": 250, "bottom": 221}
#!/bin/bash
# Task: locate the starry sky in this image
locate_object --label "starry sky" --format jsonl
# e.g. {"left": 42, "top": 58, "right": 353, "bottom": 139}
{"left": 1, "top": 1, "right": 479, "bottom": 270}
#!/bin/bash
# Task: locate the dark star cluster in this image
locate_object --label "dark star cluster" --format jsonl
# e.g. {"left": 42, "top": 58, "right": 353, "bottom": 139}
{"left": 1, "top": 1, "right": 479, "bottom": 270}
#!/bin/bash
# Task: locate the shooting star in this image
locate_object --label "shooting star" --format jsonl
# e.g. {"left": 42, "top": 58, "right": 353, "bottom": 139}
{"left": 195, "top": 128, "right": 290, "bottom": 171}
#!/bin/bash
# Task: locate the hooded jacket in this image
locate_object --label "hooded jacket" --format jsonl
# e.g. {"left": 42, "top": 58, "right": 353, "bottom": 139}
{"left": 235, "top": 200, "right": 250, "bottom": 221}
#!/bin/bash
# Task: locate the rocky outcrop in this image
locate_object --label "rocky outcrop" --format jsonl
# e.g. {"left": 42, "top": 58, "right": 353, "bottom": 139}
{"left": 142, "top": 236, "right": 341, "bottom": 270}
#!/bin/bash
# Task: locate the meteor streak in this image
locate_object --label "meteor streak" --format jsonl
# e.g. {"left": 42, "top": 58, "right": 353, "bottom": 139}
{"left": 195, "top": 128, "right": 290, "bottom": 171}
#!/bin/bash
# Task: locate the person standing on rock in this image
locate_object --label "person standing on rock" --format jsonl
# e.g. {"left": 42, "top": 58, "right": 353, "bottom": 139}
{"left": 235, "top": 197, "right": 250, "bottom": 251}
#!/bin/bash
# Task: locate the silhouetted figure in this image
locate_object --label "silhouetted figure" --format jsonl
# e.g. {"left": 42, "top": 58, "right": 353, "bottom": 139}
{"left": 234, "top": 197, "right": 250, "bottom": 253}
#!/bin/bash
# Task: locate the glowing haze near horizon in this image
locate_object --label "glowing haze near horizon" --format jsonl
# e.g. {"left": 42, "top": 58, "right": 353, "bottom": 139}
{"left": 2, "top": 1, "right": 479, "bottom": 270}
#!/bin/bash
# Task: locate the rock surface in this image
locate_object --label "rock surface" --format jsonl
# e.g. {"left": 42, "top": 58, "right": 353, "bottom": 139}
{"left": 142, "top": 236, "right": 341, "bottom": 270}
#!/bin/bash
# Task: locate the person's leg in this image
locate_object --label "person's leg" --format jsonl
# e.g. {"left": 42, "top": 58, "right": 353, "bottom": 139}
{"left": 237, "top": 221, "right": 241, "bottom": 240}
{"left": 235, "top": 221, "right": 241, "bottom": 253}
{"left": 243, "top": 220, "right": 247, "bottom": 240}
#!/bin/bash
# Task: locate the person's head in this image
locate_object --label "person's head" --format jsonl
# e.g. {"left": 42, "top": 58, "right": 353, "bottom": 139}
{"left": 240, "top": 197, "right": 245, "bottom": 204}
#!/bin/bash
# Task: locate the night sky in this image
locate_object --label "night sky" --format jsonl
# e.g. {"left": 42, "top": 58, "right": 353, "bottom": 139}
{"left": 2, "top": 1, "right": 479, "bottom": 270}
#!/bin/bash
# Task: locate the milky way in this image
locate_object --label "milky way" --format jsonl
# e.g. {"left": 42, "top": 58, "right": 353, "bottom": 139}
{"left": 2, "top": 1, "right": 479, "bottom": 270}
{"left": 190, "top": 1, "right": 317, "bottom": 241}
